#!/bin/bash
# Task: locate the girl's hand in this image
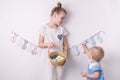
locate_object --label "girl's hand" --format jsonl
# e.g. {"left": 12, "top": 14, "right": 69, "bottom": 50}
{"left": 81, "top": 72, "right": 87, "bottom": 77}
{"left": 47, "top": 42, "right": 55, "bottom": 48}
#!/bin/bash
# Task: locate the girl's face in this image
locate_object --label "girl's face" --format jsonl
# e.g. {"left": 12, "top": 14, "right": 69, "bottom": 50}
{"left": 52, "top": 11, "right": 66, "bottom": 26}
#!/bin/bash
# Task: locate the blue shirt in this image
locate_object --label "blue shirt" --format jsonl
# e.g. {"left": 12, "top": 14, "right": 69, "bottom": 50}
{"left": 87, "top": 62, "right": 104, "bottom": 80}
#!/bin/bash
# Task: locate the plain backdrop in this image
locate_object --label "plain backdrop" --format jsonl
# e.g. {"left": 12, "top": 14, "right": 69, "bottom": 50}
{"left": 0, "top": 0, "right": 120, "bottom": 80}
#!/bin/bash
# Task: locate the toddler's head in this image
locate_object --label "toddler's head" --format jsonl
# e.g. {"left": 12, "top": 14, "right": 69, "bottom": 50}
{"left": 89, "top": 46, "right": 104, "bottom": 62}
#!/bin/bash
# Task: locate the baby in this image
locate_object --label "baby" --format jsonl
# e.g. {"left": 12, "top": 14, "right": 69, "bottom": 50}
{"left": 81, "top": 43, "right": 104, "bottom": 80}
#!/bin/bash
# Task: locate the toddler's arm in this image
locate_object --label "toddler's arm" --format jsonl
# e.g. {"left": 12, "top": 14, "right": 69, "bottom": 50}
{"left": 81, "top": 72, "right": 100, "bottom": 78}
{"left": 82, "top": 43, "right": 92, "bottom": 58}
{"left": 82, "top": 43, "right": 89, "bottom": 53}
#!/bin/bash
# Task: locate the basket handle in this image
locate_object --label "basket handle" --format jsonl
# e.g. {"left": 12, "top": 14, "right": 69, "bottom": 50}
{"left": 63, "top": 46, "right": 67, "bottom": 57}
{"left": 47, "top": 46, "right": 67, "bottom": 56}
{"left": 48, "top": 48, "right": 50, "bottom": 54}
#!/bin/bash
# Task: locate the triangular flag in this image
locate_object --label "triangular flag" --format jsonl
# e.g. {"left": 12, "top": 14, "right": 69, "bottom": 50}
{"left": 21, "top": 40, "right": 28, "bottom": 50}
{"left": 32, "top": 46, "right": 37, "bottom": 55}
{"left": 71, "top": 45, "right": 80, "bottom": 56}
{"left": 78, "top": 44, "right": 84, "bottom": 54}
{"left": 96, "top": 33, "right": 103, "bottom": 43}
{"left": 15, "top": 37, "right": 24, "bottom": 47}
{"left": 90, "top": 37, "right": 96, "bottom": 46}
{"left": 11, "top": 32, "right": 18, "bottom": 43}
{"left": 26, "top": 43, "right": 33, "bottom": 53}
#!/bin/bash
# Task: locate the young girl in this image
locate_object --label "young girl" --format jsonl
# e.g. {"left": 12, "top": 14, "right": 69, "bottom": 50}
{"left": 81, "top": 43, "right": 104, "bottom": 80}
{"left": 39, "top": 2, "right": 68, "bottom": 80}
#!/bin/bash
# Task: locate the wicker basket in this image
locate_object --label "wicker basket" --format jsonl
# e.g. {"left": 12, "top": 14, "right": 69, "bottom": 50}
{"left": 48, "top": 48, "right": 67, "bottom": 66}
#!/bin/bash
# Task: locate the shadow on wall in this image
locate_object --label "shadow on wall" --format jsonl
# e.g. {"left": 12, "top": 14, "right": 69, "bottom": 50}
{"left": 62, "top": 4, "right": 71, "bottom": 26}
{"left": 103, "top": 52, "right": 119, "bottom": 80}
{"left": 62, "top": 50, "right": 82, "bottom": 80}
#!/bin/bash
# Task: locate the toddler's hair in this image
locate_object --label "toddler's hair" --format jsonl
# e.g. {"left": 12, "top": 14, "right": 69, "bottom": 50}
{"left": 91, "top": 46, "right": 104, "bottom": 62}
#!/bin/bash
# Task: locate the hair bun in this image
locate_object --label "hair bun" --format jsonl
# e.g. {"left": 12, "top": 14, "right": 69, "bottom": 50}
{"left": 57, "top": 2, "right": 62, "bottom": 8}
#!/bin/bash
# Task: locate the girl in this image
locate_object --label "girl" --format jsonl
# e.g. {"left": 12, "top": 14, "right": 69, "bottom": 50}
{"left": 39, "top": 2, "right": 68, "bottom": 80}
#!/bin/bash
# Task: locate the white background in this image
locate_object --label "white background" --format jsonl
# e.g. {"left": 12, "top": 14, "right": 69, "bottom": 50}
{"left": 0, "top": 0, "right": 120, "bottom": 80}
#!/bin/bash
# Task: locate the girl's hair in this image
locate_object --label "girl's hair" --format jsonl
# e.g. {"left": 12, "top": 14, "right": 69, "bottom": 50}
{"left": 51, "top": 2, "right": 67, "bottom": 16}
{"left": 91, "top": 46, "right": 104, "bottom": 62}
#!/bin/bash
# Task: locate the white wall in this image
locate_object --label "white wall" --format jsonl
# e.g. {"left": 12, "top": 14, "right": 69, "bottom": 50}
{"left": 0, "top": 0, "right": 120, "bottom": 80}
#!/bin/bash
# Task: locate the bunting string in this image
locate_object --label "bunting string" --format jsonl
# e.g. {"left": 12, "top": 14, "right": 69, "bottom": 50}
{"left": 11, "top": 31, "right": 105, "bottom": 56}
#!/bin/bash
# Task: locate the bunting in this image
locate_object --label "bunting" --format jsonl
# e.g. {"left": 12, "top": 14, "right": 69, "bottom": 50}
{"left": 11, "top": 31, "right": 105, "bottom": 56}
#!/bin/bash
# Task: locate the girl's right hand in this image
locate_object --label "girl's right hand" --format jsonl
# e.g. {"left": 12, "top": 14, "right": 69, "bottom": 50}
{"left": 47, "top": 42, "right": 55, "bottom": 48}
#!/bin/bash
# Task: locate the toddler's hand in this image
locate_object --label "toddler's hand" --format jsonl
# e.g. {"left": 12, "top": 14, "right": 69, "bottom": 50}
{"left": 47, "top": 42, "right": 55, "bottom": 48}
{"left": 82, "top": 43, "right": 86, "bottom": 47}
{"left": 81, "top": 72, "right": 87, "bottom": 77}
{"left": 82, "top": 40, "right": 88, "bottom": 46}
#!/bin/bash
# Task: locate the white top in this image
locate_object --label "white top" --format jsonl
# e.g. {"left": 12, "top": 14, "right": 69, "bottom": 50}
{"left": 39, "top": 24, "right": 68, "bottom": 52}
{"left": 89, "top": 61, "right": 101, "bottom": 69}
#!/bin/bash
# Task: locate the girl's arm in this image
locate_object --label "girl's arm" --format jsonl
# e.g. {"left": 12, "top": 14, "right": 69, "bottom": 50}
{"left": 81, "top": 72, "right": 100, "bottom": 78}
{"left": 39, "top": 35, "right": 55, "bottom": 48}
{"left": 63, "top": 36, "right": 68, "bottom": 57}
{"left": 39, "top": 35, "right": 48, "bottom": 48}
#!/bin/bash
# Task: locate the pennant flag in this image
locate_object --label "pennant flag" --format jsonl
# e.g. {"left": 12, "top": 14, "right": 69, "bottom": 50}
{"left": 26, "top": 43, "right": 34, "bottom": 53}
{"left": 11, "top": 32, "right": 18, "bottom": 43}
{"left": 36, "top": 47, "right": 41, "bottom": 55}
{"left": 15, "top": 37, "right": 25, "bottom": 47}
{"left": 71, "top": 45, "right": 80, "bottom": 56}
{"left": 78, "top": 44, "right": 84, "bottom": 54}
{"left": 89, "top": 37, "right": 96, "bottom": 46}
{"left": 96, "top": 33, "right": 103, "bottom": 43}
{"left": 32, "top": 46, "right": 38, "bottom": 55}
{"left": 21, "top": 40, "right": 28, "bottom": 50}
